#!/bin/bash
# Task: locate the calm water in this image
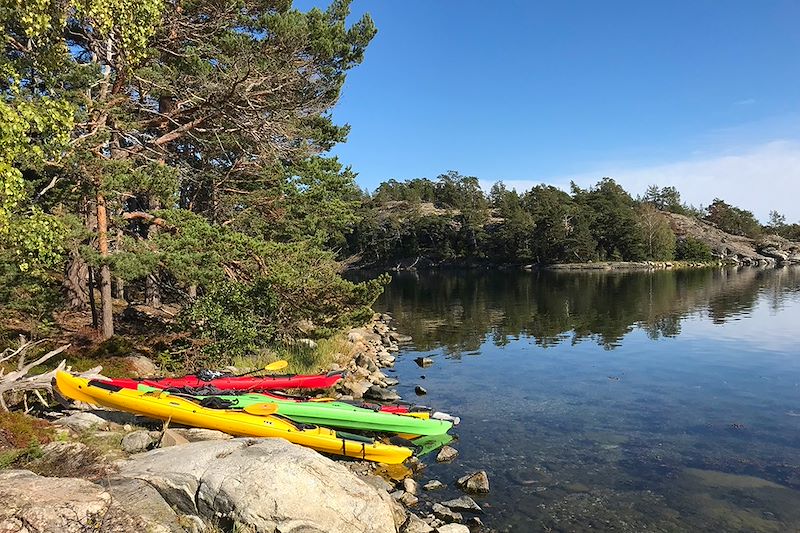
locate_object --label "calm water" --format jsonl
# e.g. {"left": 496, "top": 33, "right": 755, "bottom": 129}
{"left": 374, "top": 267, "right": 800, "bottom": 532}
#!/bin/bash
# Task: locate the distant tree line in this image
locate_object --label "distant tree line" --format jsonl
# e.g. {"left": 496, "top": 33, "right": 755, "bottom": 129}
{"left": 345, "top": 171, "right": 797, "bottom": 266}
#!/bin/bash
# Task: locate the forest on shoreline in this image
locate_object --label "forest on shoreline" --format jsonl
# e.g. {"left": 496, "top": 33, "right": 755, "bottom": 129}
{"left": 344, "top": 172, "right": 800, "bottom": 268}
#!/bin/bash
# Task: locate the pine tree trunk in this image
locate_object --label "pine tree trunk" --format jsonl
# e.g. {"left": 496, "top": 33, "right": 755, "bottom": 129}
{"left": 63, "top": 199, "right": 94, "bottom": 310}
{"left": 144, "top": 197, "right": 161, "bottom": 307}
{"left": 88, "top": 268, "right": 98, "bottom": 329}
{"left": 63, "top": 253, "right": 89, "bottom": 309}
{"left": 96, "top": 190, "right": 114, "bottom": 339}
{"left": 112, "top": 228, "right": 126, "bottom": 302}
{"left": 113, "top": 277, "right": 125, "bottom": 300}
{"left": 145, "top": 275, "right": 160, "bottom": 307}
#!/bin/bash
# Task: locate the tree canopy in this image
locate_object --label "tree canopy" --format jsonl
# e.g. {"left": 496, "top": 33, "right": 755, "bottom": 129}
{"left": 348, "top": 176, "right": 796, "bottom": 267}
{"left": 1, "top": 0, "right": 385, "bottom": 363}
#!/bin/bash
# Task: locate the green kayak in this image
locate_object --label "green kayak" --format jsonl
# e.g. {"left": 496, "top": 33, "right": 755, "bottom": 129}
{"left": 139, "top": 385, "right": 452, "bottom": 436}
{"left": 409, "top": 433, "right": 454, "bottom": 456}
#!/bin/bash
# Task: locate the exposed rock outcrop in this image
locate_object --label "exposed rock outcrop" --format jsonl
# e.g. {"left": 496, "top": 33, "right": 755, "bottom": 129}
{"left": 0, "top": 470, "right": 173, "bottom": 533}
{"left": 338, "top": 314, "right": 405, "bottom": 399}
{"left": 116, "top": 437, "right": 401, "bottom": 533}
{"left": 664, "top": 212, "right": 800, "bottom": 265}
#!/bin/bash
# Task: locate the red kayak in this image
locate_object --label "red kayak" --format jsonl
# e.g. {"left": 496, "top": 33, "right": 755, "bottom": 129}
{"left": 106, "top": 370, "right": 346, "bottom": 392}
{"left": 104, "top": 374, "right": 419, "bottom": 414}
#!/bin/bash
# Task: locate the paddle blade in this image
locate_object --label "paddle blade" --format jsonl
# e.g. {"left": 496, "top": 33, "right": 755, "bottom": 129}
{"left": 264, "top": 360, "right": 289, "bottom": 372}
{"left": 401, "top": 412, "right": 430, "bottom": 420}
{"left": 242, "top": 403, "right": 280, "bottom": 416}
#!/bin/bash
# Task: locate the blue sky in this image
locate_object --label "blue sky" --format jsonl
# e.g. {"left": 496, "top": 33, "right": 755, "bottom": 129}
{"left": 295, "top": 1, "right": 800, "bottom": 221}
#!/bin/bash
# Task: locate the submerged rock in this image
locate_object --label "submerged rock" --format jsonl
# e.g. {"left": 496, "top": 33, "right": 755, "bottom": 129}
{"left": 465, "top": 516, "right": 483, "bottom": 528}
{"left": 415, "top": 385, "right": 428, "bottom": 395}
{"left": 375, "top": 462, "right": 414, "bottom": 483}
{"left": 390, "top": 332, "right": 413, "bottom": 344}
{"left": 414, "top": 357, "right": 434, "bottom": 368}
{"left": 362, "top": 474, "right": 394, "bottom": 493}
{"left": 440, "top": 496, "right": 482, "bottom": 513}
{"left": 457, "top": 471, "right": 490, "bottom": 493}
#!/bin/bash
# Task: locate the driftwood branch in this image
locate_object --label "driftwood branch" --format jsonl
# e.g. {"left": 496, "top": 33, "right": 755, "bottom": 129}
{"left": 0, "top": 340, "right": 78, "bottom": 411}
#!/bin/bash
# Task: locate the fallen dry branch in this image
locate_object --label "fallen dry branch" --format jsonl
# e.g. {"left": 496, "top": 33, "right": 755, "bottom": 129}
{"left": 0, "top": 339, "right": 104, "bottom": 412}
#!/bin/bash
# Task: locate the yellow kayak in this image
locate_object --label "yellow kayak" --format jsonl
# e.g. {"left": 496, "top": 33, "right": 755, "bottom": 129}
{"left": 55, "top": 371, "right": 412, "bottom": 464}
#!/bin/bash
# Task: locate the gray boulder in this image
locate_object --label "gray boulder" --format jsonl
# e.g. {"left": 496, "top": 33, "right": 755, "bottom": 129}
{"left": 457, "top": 470, "right": 490, "bottom": 493}
{"left": 123, "top": 355, "right": 158, "bottom": 377}
{"left": 436, "top": 524, "right": 469, "bottom": 533}
{"left": 106, "top": 478, "right": 186, "bottom": 532}
{"left": 364, "top": 385, "right": 402, "bottom": 402}
{"left": 402, "top": 513, "right": 434, "bottom": 533}
{"left": 423, "top": 479, "right": 444, "bottom": 491}
{"left": 0, "top": 470, "right": 171, "bottom": 533}
{"left": 117, "top": 437, "right": 399, "bottom": 533}
{"left": 440, "top": 496, "right": 482, "bottom": 513}
{"left": 122, "top": 430, "right": 155, "bottom": 453}
{"left": 55, "top": 411, "right": 111, "bottom": 431}
{"left": 170, "top": 428, "right": 233, "bottom": 442}
{"left": 435, "top": 445, "right": 458, "bottom": 463}
{"left": 431, "top": 503, "right": 462, "bottom": 523}
{"left": 414, "top": 357, "right": 434, "bottom": 368}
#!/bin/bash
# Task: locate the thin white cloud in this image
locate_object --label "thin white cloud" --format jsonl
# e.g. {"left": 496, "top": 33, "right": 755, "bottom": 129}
{"left": 734, "top": 98, "right": 756, "bottom": 106}
{"left": 497, "top": 140, "right": 800, "bottom": 223}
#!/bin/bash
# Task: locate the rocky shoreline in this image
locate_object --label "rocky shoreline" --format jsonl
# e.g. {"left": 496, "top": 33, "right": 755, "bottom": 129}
{"left": 0, "top": 315, "right": 492, "bottom": 533}
{"left": 353, "top": 211, "right": 800, "bottom": 273}
{"left": 542, "top": 260, "right": 719, "bottom": 271}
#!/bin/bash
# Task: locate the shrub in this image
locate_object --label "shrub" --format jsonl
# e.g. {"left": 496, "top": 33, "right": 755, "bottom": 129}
{"left": 675, "top": 237, "right": 713, "bottom": 261}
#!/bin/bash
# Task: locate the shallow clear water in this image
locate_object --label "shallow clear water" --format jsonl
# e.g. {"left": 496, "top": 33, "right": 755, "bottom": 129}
{"left": 374, "top": 267, "right": 800, "bottom": 532}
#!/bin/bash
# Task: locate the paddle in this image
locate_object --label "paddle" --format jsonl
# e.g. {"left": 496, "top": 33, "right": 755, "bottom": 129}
{"left": 264, "top": 360, "right": 289, "bottom": 372}
{"left": 234, "top": 360, "right": 290, "bottom": 378}
{"left": 242, "top": 403, "right": 280, "bottom": 416}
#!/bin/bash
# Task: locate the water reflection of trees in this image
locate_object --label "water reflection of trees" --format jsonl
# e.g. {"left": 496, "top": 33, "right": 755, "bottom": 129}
{"left": 376, "top": 267, "right": 800, "bottom": 354}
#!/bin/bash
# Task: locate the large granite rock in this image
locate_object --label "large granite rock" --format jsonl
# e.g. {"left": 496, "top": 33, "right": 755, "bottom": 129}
{"left": 105, "top": 478, "right": 187, "bottom": 532}
{"left": 117, "top": 437, "right": 400, "bottom": 533}
{"left": 0, "top": 470, "right": 171, "bottom": 533}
